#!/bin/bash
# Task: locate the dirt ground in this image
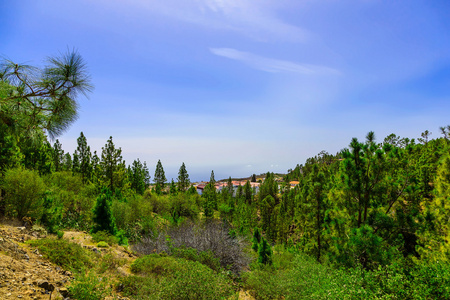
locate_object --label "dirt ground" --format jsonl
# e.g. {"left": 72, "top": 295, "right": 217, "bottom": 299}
{"left": 0, "top": 223, "right": 71, "bottom": 299}
{"left": 0, "top": 221, "right": 254, "bottom": 300}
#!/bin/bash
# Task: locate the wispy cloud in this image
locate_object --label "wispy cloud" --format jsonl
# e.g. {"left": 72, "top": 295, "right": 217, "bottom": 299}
{"left": 210, "top": 47, "right": 340, "bottom": 75}
{"left": 124, "top": 0, "right": 309, "bottom": 42}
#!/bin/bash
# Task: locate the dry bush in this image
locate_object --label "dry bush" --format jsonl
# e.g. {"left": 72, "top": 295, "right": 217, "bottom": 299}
{"left": 132, "top": 220, "right": 250, "bottom": 275}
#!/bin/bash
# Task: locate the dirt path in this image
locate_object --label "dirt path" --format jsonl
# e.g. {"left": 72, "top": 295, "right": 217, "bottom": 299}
{"left": 0, "top": 225, "right": 71, "bottom": 299}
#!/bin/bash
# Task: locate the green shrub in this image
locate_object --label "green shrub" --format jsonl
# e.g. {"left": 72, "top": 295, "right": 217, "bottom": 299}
{"left": 257, "top": 238, "right": 272, "bottom": 265}
{"left": 145, "top": 192, "right": 170, "bottom": 215}
{"left": 169, "top": 194, "right": 200, "bottom": 222}
{"left": 120, "top": 275, "right": 159, "bottom": 299}
{"left": 131, "top": 253, "right": 182, "bottom": 276}
{"left": 40, "top": 191, "right": 64, "bottom": 233}
{"left": 98, "top": 252, "right": 126, "bottom": 274}
{"left": 92, "top": 188, "right": 117, "bottom": 235}
{"left": 91, "top": 231, "right": 119, "bottom": 246}
{"left": 243, "top": 248, "right": 372, "bottom": 300}
{"left": 1, "top": 167, "right": 46, "bottom": 219}
{"left": 171, "top": 246, "right": 221, "bottom": 272}
{"left": 56, "top": 230, "right": 64, "bottom": 239}
{"left": 97, "top": 241, "right": 109, "bottom": 248}
{"left": 68, "top": 270, "right": 111, "bottom": 300}
{"left": 43, "top": 172, "right": 95, "bottom": 231}
{"left": 126, "top": 254, "right": 236, "bottom": 300}
{"left": 158, "top": 259, "right": 236, "bottom": 300}
{"left": 27, "top": 238, "right": 94, "bottom": 273}
{"left": 116, "top": 229, "right": 129, "bottom": 246}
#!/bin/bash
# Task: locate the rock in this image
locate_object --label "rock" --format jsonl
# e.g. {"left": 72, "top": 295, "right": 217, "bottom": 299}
{"left": 59, "top": 287, "right": 70, "bottom": 297}
{"left": 37, "top": 280, "right": 55, "bottom": 291}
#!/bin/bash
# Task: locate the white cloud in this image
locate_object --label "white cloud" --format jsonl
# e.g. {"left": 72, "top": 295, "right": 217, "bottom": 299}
{"left": 124, "top": 0, "right": 309, "bottom": 42}
{"left": 210, "top": 47, "right": 340, "bottom": 75}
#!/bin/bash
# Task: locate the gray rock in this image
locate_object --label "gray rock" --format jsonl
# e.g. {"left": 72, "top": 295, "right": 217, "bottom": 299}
{"left": 37, "top": 280, "right": 55, "bottom": 291}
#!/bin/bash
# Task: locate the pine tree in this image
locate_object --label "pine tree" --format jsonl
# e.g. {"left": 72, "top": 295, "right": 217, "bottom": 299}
{"left": 260, "top": 195, "right": 277, "bottom": 242}
{"left": 100, "top": 136, "right": 126, "bottom": 191}
{"left": 236, "top": 183, "right": 244, "bottom": 199}
{"left": 129, "top": 159, "right": 150, "bottom": 194}
{"left": 258, "top": 172, "right": 278, "bottom": 206}
{"left": 52, "top": 139, "right": 64, "bottom": 172}
{"left": 92, "top": 188, "right": 117, "bottom": 235}
{"left": 170, "top": 178, "right": 177, "bottom": 194}
{"left": 252, "top": 228, "right": 262, "bottom": 252}
{"left": 72, "top": 150, "right": 80, "bottom": 174}
{"left": 257, "top": 237, "right": 272, "bottom": 265}
{"left": 226, "top": 176, "right": 234, "bottom": 195}
{"left": 244, "top": 180, "right": 253, "bottom": 204}
{"left": 62, "top": 152, "right": 72, "bottom": 171}
{"left": 0, "top": 50, "right": 93, "bottom": 139}
{"left": 154, "top": 159, "right": 167, "bottom": 193}
{"left": 210, "top": 170, "right": 216, "bottom": 185}
{"left": 203, "top": 170, "right": 217, "bottom": 218}
{"left": 177, "top": 162, "right": 190, "bottom": 192}
{"left": 76, "top": 132, "right": 92, "bottom": 183}
{"left": 423, "top": 155, "right": 450, "bottom": 259}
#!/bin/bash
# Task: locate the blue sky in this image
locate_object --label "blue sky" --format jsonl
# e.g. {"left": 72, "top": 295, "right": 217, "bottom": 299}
{"left": 2, "top": 0, "right": 450, "bottom": 181}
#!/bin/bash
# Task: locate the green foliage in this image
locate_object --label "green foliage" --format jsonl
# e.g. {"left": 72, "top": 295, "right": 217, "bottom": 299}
{"left": 97, "top": 252, "right": 126, "bottom": 274}
{"left": 244, "top": 248, "right": 370, "bottom": 300}
{"left": 27, "top": 238, "right": 94, "bottom": 273}
{"left": 91, "top": 230, "right": 119, "bottom": 246}
{"left": 260, "top": 195, "right": 276, "bottom": 241}
{"left": 158, "top": 259, "right": 236, "bottom": 300}
{"left": 75, "top": 132, "right": 92, "bottom": 183}
{"left": 129, "top": 158, "right": 150, "bottom": 194}
{"left": 52, "top": 139, "right": 65, "bottom": 172}
{"left": 420, "top": 154, "right": 450, "bottom": 260}
{"left": 257, "top": 238, "right": 272, "bottom": 265}
{"left": 169, "top": 193, "right": 200, "bottom": 223}
{"left": 68, "top": 270, "right": 112, "bottom": 300}
{"left": 171, "top": 246, "right": 222, "bottom": 272}
{"left": 0, "top": 120, "right": 22, "bottom": 173}
{"left": 154, "top": 159, "right": 167, "bottom": 193}
{"left": 202, "top": 181, "right": 217, "bottom": 218}
{"left": 169, "top": 178, "right": 177, "bottom": 195}
{"left": 177, "top": 162, "right": 190, "bottom": 192}
{"left": 1, "top": 167, "right": 46, "bottom": 219}
{"left": 125, "top": 253, "right": 236, "bottom": 300}
{"left": 0, "top": 49, "right": 93, "bottom": 138}
{"left": 92, "top": 188, "right": 117, "bottom": 235}
{"left": 57, "top": 230, "right": 64, "bottom": 239}
{"left": 100, "top": 136, "right": 126, "bottom": 192}
{"left": 97, "top": 241, "right": 109, "bottom": 248}
{"left": 43, "top": 171, "right": 95, "bottom": 230}
{"left": 252, "top": 228, "right": 261, "bottom": 252}
{"left": 258, "top": 172, "right": 278, "bottom": 204}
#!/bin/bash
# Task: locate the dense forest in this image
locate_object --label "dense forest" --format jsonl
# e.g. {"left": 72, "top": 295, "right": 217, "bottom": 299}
{"left": 1, "top": 51, "right": 450, "bottom": 299}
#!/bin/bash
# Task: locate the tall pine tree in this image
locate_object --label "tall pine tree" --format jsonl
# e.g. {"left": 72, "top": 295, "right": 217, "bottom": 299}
{"left": 100, "top": 136, "right": 126, "bottom": 192}
{"left": 177, "top": 162, "right": 190, "bottom": 192}
{"left": 154, "top": 159, "right": 167, "bottom": 194}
